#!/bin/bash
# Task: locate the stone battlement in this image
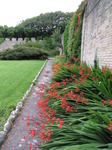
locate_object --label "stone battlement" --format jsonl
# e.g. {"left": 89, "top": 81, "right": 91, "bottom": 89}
{"left": 0, "top": 37, "right": 36, "bottom": 52}
{"left": 4, "top": 37, "right": 36, "bottom": 42}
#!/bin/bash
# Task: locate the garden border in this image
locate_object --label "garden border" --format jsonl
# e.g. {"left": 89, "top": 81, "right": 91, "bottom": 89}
{"left": 0, "top": 59, "right": 48, "bottom": 145}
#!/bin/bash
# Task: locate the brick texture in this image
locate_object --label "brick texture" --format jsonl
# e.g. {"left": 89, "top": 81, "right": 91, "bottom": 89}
{"left": 81, "top": 0, "right": 112, "bottom": 67}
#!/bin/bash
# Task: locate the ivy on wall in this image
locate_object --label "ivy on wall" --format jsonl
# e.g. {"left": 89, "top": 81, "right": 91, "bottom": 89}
{"left": 64, "top": 1, "right": 85, "bottom": 62}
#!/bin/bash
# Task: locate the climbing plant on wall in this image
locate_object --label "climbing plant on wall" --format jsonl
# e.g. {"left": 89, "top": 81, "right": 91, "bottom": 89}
{"left": 64, "top": 1, "right": 85, "bottom": 62}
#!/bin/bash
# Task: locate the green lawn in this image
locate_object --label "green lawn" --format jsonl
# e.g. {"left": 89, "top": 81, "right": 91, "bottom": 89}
{"left": 0, "top": 60, "right": 45, "bottom": 130}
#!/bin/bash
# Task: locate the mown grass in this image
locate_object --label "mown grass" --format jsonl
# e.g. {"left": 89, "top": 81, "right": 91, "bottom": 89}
{"left": 0, "top": 60, "right": 45, "bottom": 130}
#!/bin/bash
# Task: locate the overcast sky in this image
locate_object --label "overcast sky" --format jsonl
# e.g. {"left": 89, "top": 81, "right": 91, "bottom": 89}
{"left": 0, "top": 0, "right": 83, "bottom": 27}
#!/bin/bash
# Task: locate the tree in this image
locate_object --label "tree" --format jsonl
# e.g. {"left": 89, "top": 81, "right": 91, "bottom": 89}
{"left": 14, "top": 25, "right": 25, "bottom": 38}
{"left": 1, "top": 26, "right": 9, "bottom": 38}
{"left": 0, "top": 11, "right": 73, "bottom": 39}
{"left": 7, "top": 27, "right": 14, "bottom": 38}
{"left": 0, "top": 26, "right": 3, "bottom": 37}
{"left": 51, "top": 28, "right": 62, "bottom": 49}
{"left": 17, "top": 11, "right": 73, "bottom": 38}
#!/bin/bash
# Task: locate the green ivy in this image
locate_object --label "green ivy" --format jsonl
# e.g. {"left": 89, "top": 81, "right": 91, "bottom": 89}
{"left": 64, "top": 19, "right": 71, "bottom": 58}
{"left": 64, "top": 1, "right": 85, "bottom": 61}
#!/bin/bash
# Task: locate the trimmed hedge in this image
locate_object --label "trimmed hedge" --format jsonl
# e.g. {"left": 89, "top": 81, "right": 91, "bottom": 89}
{"left": 0, "top": 46, "right": 49, "bottom": 60}
{"left": 14, "top": 41, "right": 60, "bottom": 57}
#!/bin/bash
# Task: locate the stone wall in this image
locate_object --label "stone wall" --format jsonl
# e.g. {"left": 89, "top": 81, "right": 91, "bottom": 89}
{"left": 0, "top": 38, "right": 36, "bottom": 52}
{"left": 81, "top": 0, "right": 112, "bottom": 67}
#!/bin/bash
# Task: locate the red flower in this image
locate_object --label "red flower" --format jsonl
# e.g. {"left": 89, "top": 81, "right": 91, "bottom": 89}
{"left": 65, "top": 78, "right": 69, "bottom": 82}
{"left": 46, "top": 70, "right": 49, "bottom": 74}
{"left": 61, "top": 97, "right": 67, "bottom": 109}
{"left": 29, "top": 128, "right": 35, "bottom": 137}
{"left": 61, "top": 101, "right": 67, "bottom": 109}
{"left": 36, "top": 121, "right": 40, "bottom": 126}
{"left": 85, "top": 99, "right": 88, "bottom": 104}
{"left": 27, "top": 114, "right": 29, "bottom": 120}
{"left": 108, "top": 123, "right": 112, "bottom": 132}
{"left": 73, "top": 94, "right": 76, "bottom": 99}
{"left": 68, "top": 90, "right": 74, "bottom": 99}
{"left": 57, "top": 118, "right": 64, "bottom": 128}
{"left": 81, "top": 98, "right": 85, "bottom": 104}
{"left": 80, "top": 91, "right": 84, "bottom": 96}
{"left": 66, "top": 106, "right": 73, "bottom": 112}
{"left": 108, "top": 100, "right": 112, "bottom": 106}
{"left": 102, "top": 66, "right": 106, "bottom": 75}
{"left": 40, "top": 131, "right": 45, "bottom": 139}
{"left": 75, "top": 88, "right": 80, "bottom": 93}
{"left": 41, "top": 123, "right": 45, "bottom": 129}
{"left": 100, "top": 100, "right": 106, "bottom": 105}
{"left": 72, "top": 74, "right": 76, "bottom": 79}
{"left": 76, "top": 96, "right": 80, "bottom": 103}
{"left": 67, "top": 60, "right": 71, "bottom": 64}
{"left": 56, "top": 93, "right": 61, "bottom": 100}
{"left": 29, "top": 144, "right": 32, "bottom": 150}
{"left": 62, "top": 79, "right": 66, "bottom": 86}
{"left": 26, "top": 120, "right": 30, "bottom": 126}
{"left": 73, "top": 57, "right": 79, "bottom": 61}
{"left": 51, "top": 117, "right": 56, "bottom": 124}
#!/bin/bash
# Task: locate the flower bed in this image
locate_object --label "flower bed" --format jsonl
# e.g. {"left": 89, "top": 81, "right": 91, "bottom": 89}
{"left": 27, "top": 56, "right": 112, "bottom": 150}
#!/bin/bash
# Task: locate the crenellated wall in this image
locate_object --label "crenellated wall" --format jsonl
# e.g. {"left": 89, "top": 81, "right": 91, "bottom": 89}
{"left": 0, "top": 38, "right": 36, "bottom": 52}
{"left": 81, "top": 0, "right": 112, "bottom": 67}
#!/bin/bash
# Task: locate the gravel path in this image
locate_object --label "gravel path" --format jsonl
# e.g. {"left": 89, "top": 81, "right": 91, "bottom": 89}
{"left": 1, "top": 59, "right": 54, "bottom": 150}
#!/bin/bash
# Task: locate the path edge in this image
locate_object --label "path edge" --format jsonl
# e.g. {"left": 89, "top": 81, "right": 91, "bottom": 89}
{"left": 0, "top": 59, "right": 48, "bottom": 146}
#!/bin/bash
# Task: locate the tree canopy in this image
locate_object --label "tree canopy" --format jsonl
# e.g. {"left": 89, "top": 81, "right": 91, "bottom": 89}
{"left": 0, "top": 11, "right": 73, "bottom": 38}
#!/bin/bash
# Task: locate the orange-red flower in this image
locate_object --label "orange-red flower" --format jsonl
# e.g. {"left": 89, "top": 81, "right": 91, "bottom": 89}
{"left": 108, "top": 123, "right": 112, "bottom": 132}
{"left": 100, "top": 100, "right": 106, "bottom": 105}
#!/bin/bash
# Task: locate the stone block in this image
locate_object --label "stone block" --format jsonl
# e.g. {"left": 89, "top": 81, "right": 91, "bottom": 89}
{"left": 31, "top": 38, "right": 36, "bottom": 42}
{"left": 0, "top": 131, "right": 6, "bottom": 144}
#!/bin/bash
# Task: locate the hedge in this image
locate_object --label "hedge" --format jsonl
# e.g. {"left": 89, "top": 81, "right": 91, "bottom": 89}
{"left": 0, "top": 46, "right": 49, "bottom": 60}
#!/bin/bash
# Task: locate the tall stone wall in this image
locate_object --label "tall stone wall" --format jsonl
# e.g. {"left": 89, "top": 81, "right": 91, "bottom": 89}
{"left": 0, "top": 38, "right": 36, "bottom": 52}
{"left": 81, "top": 0, "right": 112, "bottom": 67}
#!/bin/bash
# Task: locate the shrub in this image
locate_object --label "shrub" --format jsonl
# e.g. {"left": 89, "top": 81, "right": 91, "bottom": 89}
{"left": 53, "top": 55, "right": 66, "bottom": 64}
{"left": 47, "top": 49, "right": 59, "bottom": 57}
{"left": 0, "top": 38, "right": 4, "bottom": 44}
{"left": 13, "top": 41, "right": 60, "bottom": 57}
{"left": 0, "top": 46, "right": 49, "bottom": 60}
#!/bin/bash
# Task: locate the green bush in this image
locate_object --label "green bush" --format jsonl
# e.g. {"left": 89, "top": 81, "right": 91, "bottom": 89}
{"left": 48, "top": 49, "right": 59, "bottom": 57}
{"left": 0, "top": 46, "right": 49, "bottom": 60}
{"left": 0, "top": 38, "right": 4, "bottom": 44}
{"left": 14, "top": 40, "right": 60, "bottom": 57}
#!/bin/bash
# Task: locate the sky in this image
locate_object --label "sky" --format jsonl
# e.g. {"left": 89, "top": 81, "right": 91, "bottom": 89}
{"left": 0, "top": 0, "right": 83, "bottom": 27}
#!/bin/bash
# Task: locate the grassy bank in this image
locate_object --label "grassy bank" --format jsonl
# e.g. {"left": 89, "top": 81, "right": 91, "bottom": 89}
{"left": 0, "top": 60, "right": 45, "bottom": 130}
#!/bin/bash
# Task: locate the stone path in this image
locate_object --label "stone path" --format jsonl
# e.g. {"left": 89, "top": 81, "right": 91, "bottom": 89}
{"left": 1, "top": 59, "right": 54, "bottom": 150}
